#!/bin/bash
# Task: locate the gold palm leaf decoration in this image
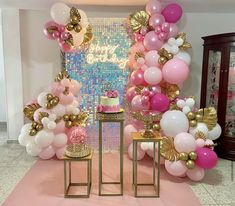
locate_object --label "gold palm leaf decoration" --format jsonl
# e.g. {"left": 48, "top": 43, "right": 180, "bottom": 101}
{"left": 160, "top": 136, "right": 180, "bottom": 161}
{"left": 135, "top": 52, "right": 145, "bottom": 60}
{"left": 195, "top": 131, "right": 206, "bottom": 140}
{"left": 82, "top": 25, "right": 93, "bottom": 44}
{"left": 202, "top": 107, "right": 217, "bottom": 130}
{"left": 130, "top": 11, "right": 149, "bottom": 32}
{"left": 176, "top": 33, "right": 192, "bottom": 50}
{"left": 23, "top": 103, "right": 41, "bottom": 121}
{"left": 161, "top": 82, "right": 180, "bottom": 101}
{"left": 54, "top": 70, "right": 70, "bottom": 82}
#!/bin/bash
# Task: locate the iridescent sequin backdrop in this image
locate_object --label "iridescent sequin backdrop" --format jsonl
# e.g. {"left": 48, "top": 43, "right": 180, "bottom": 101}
{"left": 64, "top": 18, "right": 131, "bottom": 150}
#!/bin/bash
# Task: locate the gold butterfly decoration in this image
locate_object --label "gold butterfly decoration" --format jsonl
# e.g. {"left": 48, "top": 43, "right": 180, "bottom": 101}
{"left": 129, "top": 11, "right": 149, "bottom": 33}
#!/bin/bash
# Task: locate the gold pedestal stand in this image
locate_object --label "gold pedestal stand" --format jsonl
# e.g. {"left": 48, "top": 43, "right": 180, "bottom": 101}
{"left": 96, "top": 111, "right": 124, "bottom": 196}
{"left": 62, "top": 152, "right": 92, "bottom": 198}
{"left": 132, "top": 132, "right": 161, "bottom": 198}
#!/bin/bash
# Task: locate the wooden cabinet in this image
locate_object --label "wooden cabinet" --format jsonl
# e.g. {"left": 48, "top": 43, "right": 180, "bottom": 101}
{"left": 201, "top": 33, "right": 235, "bottom": 160}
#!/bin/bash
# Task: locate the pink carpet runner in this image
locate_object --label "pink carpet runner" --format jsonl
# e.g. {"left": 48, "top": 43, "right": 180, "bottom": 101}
{"left": 2, "top": 153, "right": 202, "bottom": 206}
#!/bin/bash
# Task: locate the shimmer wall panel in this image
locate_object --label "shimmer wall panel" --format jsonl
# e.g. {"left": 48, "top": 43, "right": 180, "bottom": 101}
{"left": 65, "top": 18, "right": 131, "bottom": 150}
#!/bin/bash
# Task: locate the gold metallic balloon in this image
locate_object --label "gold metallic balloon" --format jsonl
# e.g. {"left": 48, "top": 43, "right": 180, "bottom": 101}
{"left": 36, "top": 124, "right": 43, "bottom": 131}
{"left": 167, "top": 53, "right": 173, "bottom": 59}
{"left": 189, "top": 151, "right": 197, "bottom": 160}
{"left": 63, "top": 114, "right": 70, "bottom": 121}
{"left": 153, "top": 124, "right": 161, "bottom": 131}
{"left": 187, "top": 112, "right": 195, "bottom": 120}
{"left": 186, "top": 160, "right": 195, "bottom": 169}
{"left": 66, "top": 23, "right": 74, "bottom": 31}
{"left": 32, "top": 122, "right": 37, "bottom": 129}
{"left": 158, "top": 57, "right": 166, "bottom": 65}
{"left": 47, "top": 94, "right": 53, "bottom": 101}
{"left": 29, "top": 129, "right": 37, "bottom": 136}
{"left": 71, "top": 15, "right": 79, "bottom": 24}
{"left": 195, "top": 114, "right": 203, "bottom": 121}
{"left": 46, "top": 103, "right": 52, "bottom": 109}
{"left": 179, "top": 152, "right": 188, "bottom": 161}
{"left": 190, "top": 120, "right": 197, "bottom": 127}
{"left": 70, "top": 114, "right": 77, "bottom": 121}
{"left": 74, "top": 24, "right": 82, "bottom": 33}
{"left": 54, "top": 96, "right": 60, "bottom": 102}
{"left": 66, "top": 121, "right": 73, "bottom": 128}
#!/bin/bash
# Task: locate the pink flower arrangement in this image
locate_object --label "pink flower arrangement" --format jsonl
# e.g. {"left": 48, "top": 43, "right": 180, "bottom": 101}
{"left": 106, "top": 90, "right": 118, "bottom": 98}
{"left": 69, "top": 126, "right": 87, "bottom": 144}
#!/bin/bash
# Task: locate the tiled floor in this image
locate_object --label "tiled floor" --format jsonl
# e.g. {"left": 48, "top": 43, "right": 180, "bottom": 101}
{"left": 0, "top": 142, "right": 234, "bottom": 206}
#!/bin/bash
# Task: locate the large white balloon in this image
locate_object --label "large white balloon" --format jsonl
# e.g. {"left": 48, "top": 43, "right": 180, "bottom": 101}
{"left": 53, "top": 133, "right": 68, "bottom": 148}
{"left": 160, "top": 110, "right": 189, "bottom": 137}
{"left": 144, "top": 66, "right": 162, "bottom": 85}
{"left": 175, "top": 51, "right": 191, "bottom": 65}
{"left": 208, "top": 123, "right": 221, "bottom": 140}
{"left": 37, "top": 92, "right": 48, "bottom": 108}
{"left": 70, "top": 31, "right": 85, "bottom": 48}
{"left": 26, "top": 141, "right": 42, "bottom": 156}
{"left": 20, "top": 123, "right": 32, "bottom": 135}
{"left": 35, "top": 130, "right": 54, "bottom": 148}
{"left": 51, "top": 104, "right": 66, "bottom": 117}
{"left": 50, "top": 3, "right": 70, "bottom": 25}
{"left": 18, "top": 133, "right": 32, "bottom": 146}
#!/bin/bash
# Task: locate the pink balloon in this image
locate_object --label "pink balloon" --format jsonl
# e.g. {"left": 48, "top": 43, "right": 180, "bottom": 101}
{"left": 195, "top": 147, "right": 218, "bottom": 169}
{"left": 146, "top": 144, "right": 165, "bottom": 165}
{"left": 144, "top": 31, "right": 164, "bottom": 51}
{"left": 161, "top": 3, "right": 183, "bottom": 23}
{"left": 124, "top": 124, "right": 137, "bottom": 147}
{"left": 145, "top": 50, "right": 160, "bottom": 67}
{"left": 186, "top": 166, "right": 205, "bottom": 181}
{"left": 43, "top": 21, "right": 59, "bottom": 40}
{"left": 60, "top": 32, "right": 70, "bottom": 40}
{"left": 131, "top": 69, "right": 148, "bottom": 86}
{"left": 59, "top": 42, "right": 72, "bottom": 52}
{"left": 128, "top": 143, "right": 145, "bottom": 160}
{"left": 149, "top": 14, "right": 165, "bottom": 28}
{"left": 126, "top": 86, "right": 138, "bottom": 102}
{"left": 144, "top": 66, "right": 162, "bottom": 85}
{"left": 141, "top": 95, "right": 150, "bottom": 106}
{"left": 70, "top": 79, "right": 82, "bottom": 95}
{"left": 146, "top": 0, "right": 162, "bottom": 15}
{"left": 54, "top": 121, "right": 65, "bottom": 134}
{"left": 141, "top": 64, "right": 148, "bottom": 71}
{"left": 168, "top": 23, "right": 179, "bottom": 38}
{"left": 49, "top": 82, "right": 65, "bottom": 96}
{"left": 174, "top": 132, "right": 196, "bottom": 153}
{"left": 39, "top": 146, "right": 55, "bottom": 159}
{"left": 196, "top": 139, "right": 205, "bottom": 148}
{"left": 150, "top": 93, "right": 169, "bottom": 112}
{"left": 59, "top": 92, "right": 74, "bottom": 105}
{"left": 131, "top": 95, "right": 150, "bottom": 111}
{"left": 162, "top": 58, "right": 189, "bottom": 84}
{"left": 34, "top": 108, "right": 50, "bottom": 122}
{"left": 55, "top": 145, "right": 67, "bottom": 159}
{"left": 165, "top": 160, "right": 187, "bottom": 176}
{"left": 131, "top": 118, "right": 144, "bottom": 130}
{"left": 151, "top": 85, "right": 161, "bottom": 94}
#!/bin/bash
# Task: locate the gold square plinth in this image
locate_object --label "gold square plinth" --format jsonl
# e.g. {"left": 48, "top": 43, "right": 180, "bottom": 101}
{"left": 62, "top": 152, "right": 92, "bottom": 198}
{"left": 132, "top": 132, "right": 162, "bottom": 198}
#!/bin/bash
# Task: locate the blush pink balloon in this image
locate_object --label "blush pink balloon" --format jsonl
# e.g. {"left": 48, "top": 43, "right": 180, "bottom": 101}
{"left": 149, "top": 14, "right": 165, "bottom": 28}
{"left": 59, "top": 92, "right": 74, "bottom": 105}
{"left": 144, "top": 66, "right": 162, "bottom": 85}
{"left": 146, "top": 0, "right": 162, "bottom": 15}
{"left": 49, "top": 82, "right": 65, "bottom": 96}
{"left": 161, "top": 3, "right": 183, "bottom": 23}
{"left": 174, "top": 132, "right": 196, "bottom": 153}
{"left": 186, "top": 166, "right": 205, "bottom": 181}
{"left": 144, "top": 31, "right": 164, "bottom": 51}
{"left": 54, "top": 121, "right": 65, "bottom": 134}
{"left": 131, "top": 69, "right": 148, "bottom": 86}
{"left": 168, "top": 23, "right": 179, "bottom": 38}
{"left": 131, "top": 118, "right": 144, "bottom": 130}
{"left": 131, "top": 95, "right": 150, "bottom": 111}
{"left": 124, "top": 124, "right": 137, "bottom": 147}
{"left": 39, "top": 146, "right": 55, "bottom": 159}
{"left": 43, "top": 21, "right": 59, "bottom": 40}
{"left": 34, "top": 108, "right": 50, "bottom": 122}
{"left": 128, "top": 143, "right": 145, "bottom": 160}
{"left": 59, "top": 42, "right": 72, "bottom": 52}
{"left": 151, "top": 85, "right": 161, "bottom": 94}
{"left": 70, "top": 80, "right": 82, "bottom": 95}
{"left": 150, "top": 93, "right": 170, "bottom": 112}
{"left": 196, "top": 139, "right": 205, "bottom": 148}
{"left": 195, "top": 147, "right": 218, "bottom": 169}
{"left": 146, "top": 149, "right": 165, "bottom": 165}
{"left": 126, "top": 86, "right": 138, "bottom": 102}
{"left": 55, "top": 145, "right": 67, "bottom": 159}
{"left": 145, "top": 50, "right": 160, "bottom": 67}
{"left": 162, "top": 58, "right": 189, "bottom": 84}
{"left": 165, "top": 160, "right": 187, "bottom": 176}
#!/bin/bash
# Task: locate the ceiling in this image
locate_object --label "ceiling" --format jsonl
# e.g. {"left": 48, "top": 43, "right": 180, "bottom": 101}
{"left": 0, "top": 0, "right": 235, "bottom": 12}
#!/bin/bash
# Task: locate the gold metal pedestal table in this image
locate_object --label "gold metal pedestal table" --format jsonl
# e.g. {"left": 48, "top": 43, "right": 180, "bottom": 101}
{"left": 96, "top": 111, "right": 124, "bottom": 196}
{"left": 62, "top": 152, "right": 92, "bottom": 198}
{"left": 132, "top": 132, "right": 161, "bottom": 198}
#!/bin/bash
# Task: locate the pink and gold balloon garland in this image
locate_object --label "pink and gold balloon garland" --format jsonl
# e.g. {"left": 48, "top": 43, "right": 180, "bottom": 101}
{"left": 43, "top": 3, "right": 93, "bottom": 52}
{"left": 18, "top": 70, "right": 89, "bottom": 160}
{"left": 124, "top": 0, "right": 221, "bottom": 182}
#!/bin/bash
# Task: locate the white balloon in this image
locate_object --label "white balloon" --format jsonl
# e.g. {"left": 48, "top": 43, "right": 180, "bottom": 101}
{"left": 66, "top": 105, "right": 74, "bottom": 113}
{"left": 182, "top": 106, "right": 191, "bottom": 114}
{"left": 37, "top": 92, "right": 48, "bottom": 108}
{"left": 50, "top": 3, "right": 70, "bottom": 25}
{"left": 20, "top": 123, "right": 32, "bottom": 135}
{"left": 175, "top": 51, "right": 191, "bottom": 65}
{"left": 71, "top": 31, "right": 84, "bottom": 48}
{"left": 41, "top": 117, "right": 50, "bottom": 126}
{"left": 160, "top": 110, "right": 189, "bottom": 137}
{"left": 185, "top": 98, "right": 195, "bottom": 108}
{"left": 26, "top": 141, "right": 42, "bottom": 156}
{"left": 18, "top": 133, "right": 32, "bottom": 146}
{"left": 189, "top": 123, "right": 209, "bottom": 139}
{"left": 171, "top": 45, "right": 179, "bottom": 55}
{"left": 176, "top": 38, "right": 184, "bottom": 46}
{"left": 168, "top": 38, "right": 175, "bottom": 45}
{"left": 176, "top": 99, "right": 186, "bottom": 108}
{"left": 161, "top": 43, "right": 171, "bottom": 52}
{"left": 144, "top": 66, "right": 162, "bottom": 85}
{"left": 51, "top": 104, "right": 66, "bottom": 117}
{"left": 72, "top": 107, "right": 80, "bottom": 115}
{"left": 35, "top": 130, "right": 54, "bottom": 148}
{"left": 208, "top": 123, "right": 221, "bottom": 140}
{"left": 49, "top": 113, "right": 57, "bottom": 121}
{"left": 53, "top": 133, "right": 68, "bottom": 148}
{"left": 78, "top": 9, "right": 89, "bottom": 28}
{"left": 47, "top": 121, "right": 57, "bottom": 130}
{"left": 140, "top": 142, "right": 150, "bottom": 151}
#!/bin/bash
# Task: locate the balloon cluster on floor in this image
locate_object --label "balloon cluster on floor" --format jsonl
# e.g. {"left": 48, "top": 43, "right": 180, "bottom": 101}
{"left": 18, "top": 71, "right": 89, "bottom": 159}
{"left": 125, "top": 0, "right": 221, "bottom": 181}
{"left": 43, "top": 2, "right": 93, "bottom": 52}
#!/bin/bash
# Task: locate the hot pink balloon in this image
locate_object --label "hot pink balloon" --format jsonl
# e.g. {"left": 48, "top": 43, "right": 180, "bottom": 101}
{"left": 195, "top": 147, "right": 218, "bottom": 169}
{"left": 162, "top": 58, "right": 189, "bottom": 84}
{"left": 168, "top": 23, "right": 179, "bottom": 38}
{"left": 149, "top": 14, "right": 165, "bottom": 28}
{"left": 174, "top": 132, "right": 196, "bottom": 153}
{"left": 59, "top": 92, "right": 74, "bottom": 105}
{"left": 43, "top": 21, "right": 59, "bottom": 40}
{"left": 144, "top": 66, "right": 162, "bottom": 85}
{"left": 39, "top": 145, "right": 55, "bottom": 159}
{"left": 144, "top": 31, "right": 164, "bottom": 51}
{"left": 146, "top": 0, "right": 162, "bottom": 15}
{"left": 54, "top": 121, "right": 65, "bottom": 134}
{"left": 128, "top": 143, "right": 145, "bottom": 160}
{"left": 150, "top": 93, "right": 169, "bottom": 112}
{"left": 124, "top": 124, "right": 137, "bottom": 147}
{"left": 131, "top": 69, "right": 148, "bottom": 86}
{"left": 165, "top": 160, "right": 187, "bottom": 176}
{"left": 161, "top": 3, "right": 183, "bottom": 23}
{"left": 186, "top": 166, "right": 205, "bottom": 181}
{"left": 55, "top": 145, "right": 67, "bottom": 159}
{"left": 131, "top": 95, "right": 150, "bottom": 111}
{"left": 145, "top": 50, "right": 160, "bottom": 67}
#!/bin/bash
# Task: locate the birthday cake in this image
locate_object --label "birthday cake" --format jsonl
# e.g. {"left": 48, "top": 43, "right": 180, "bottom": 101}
{"left": 97, "top": 90, "right": 120, "bottom": 113}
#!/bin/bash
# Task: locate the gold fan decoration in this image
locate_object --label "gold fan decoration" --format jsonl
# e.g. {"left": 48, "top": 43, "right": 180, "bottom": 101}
{"left": 82, "top": 25, "right": 93, "bottom": 45}
{"left": 158, "top": 48, "right": 173, "bottom": 65}
{"left": 161, "top": 82, "right": 180, "bottom": 101}
{"left": 23, "top": 103, "right": 41, "bottom": 121}
{"left": 194, "top": 131, "right": 206, "bottom": 140}
{"left": 134, "top": 51, "right": 145, "bottom": 60}
{"left": 63, "top": 112, "right": 89, "bottom": 128}
{"left": 176, "top": 33, "right": 192, "bottom": 50}
{"left": 160, "top": 136, "right": 180, "bottom": 161}
{"left": 54, "top": 70, "right": 70, "bottom": 82}
{"left": 129, "top": 11, "right": 149, "bottom": 32}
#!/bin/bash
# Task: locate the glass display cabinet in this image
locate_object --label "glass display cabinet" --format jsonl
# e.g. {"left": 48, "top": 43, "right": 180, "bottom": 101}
{"left": 200, "top": 33, "right": 235, "bottom": 160}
